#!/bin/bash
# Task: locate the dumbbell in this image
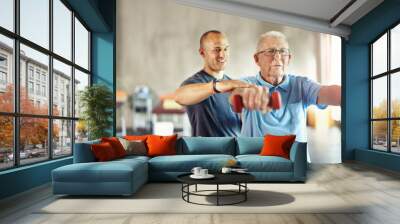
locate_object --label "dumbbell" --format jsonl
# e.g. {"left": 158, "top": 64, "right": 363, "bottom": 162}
{"left": 232, "top": 91, "right": 282, "bottom": 113}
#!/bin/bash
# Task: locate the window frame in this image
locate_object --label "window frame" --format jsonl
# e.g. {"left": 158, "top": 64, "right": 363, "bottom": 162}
{"left": 0, "top": 0, "right": 92, "bottom": 171}
{"left": 0, "top": 53, "right": 7, "bottom": 68}
{"left": 370, "top": 20, "right": 400, "bottom": 154}
{"left": 0, "top": 53, "right": 8, "bottom": 90}
{"left": 0, "top": 70, "right": 7, "bottom": 85}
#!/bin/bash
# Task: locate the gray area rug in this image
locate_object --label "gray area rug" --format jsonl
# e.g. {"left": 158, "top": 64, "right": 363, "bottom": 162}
{"left": 38, "top": 183, "right": 362, "bottom": 214}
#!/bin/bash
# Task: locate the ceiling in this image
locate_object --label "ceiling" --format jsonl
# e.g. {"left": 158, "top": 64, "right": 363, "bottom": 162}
{"left": 175, "top": 0, "right": 384, "bottom": 38}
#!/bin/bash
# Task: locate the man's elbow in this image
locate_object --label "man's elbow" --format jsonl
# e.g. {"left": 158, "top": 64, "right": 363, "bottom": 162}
{"left": 173, "top": 90, "right": 187, "bottom": 106}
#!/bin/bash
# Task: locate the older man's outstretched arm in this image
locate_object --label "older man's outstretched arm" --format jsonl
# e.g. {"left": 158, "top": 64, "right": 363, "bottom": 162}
{"left": 317, "top": 85, "right": 341, "bottom": 106}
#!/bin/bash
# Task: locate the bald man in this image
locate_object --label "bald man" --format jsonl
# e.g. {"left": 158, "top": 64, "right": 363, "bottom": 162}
{"left": 174, "top": 30, "right": 249, "bottom": 137}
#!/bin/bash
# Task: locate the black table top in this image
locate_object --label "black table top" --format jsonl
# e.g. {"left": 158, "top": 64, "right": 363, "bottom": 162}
{"left": 177, "top": 172, "right": 255, "bottom": 185}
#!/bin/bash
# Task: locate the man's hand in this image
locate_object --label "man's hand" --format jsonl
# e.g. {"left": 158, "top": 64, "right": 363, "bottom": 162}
{"left": 215, "top": 80, "right": 251, "bottom": 93}
{"left": 230, "top": 85, "right": 271, "bottom": 113}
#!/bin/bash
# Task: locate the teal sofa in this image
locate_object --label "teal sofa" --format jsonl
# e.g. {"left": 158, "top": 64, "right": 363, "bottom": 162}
{"left": 52, "top": 137, "right": 307, "bottom": 196}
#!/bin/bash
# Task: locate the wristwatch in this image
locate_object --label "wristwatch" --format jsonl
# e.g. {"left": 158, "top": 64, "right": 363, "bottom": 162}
{"left": 212, "top": 79, "right": 221, "bottom": 93}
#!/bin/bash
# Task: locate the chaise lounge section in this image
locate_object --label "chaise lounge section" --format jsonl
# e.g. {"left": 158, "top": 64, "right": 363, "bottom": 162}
{"left": 52, "top": 140, "right": 149, "bottom": 195}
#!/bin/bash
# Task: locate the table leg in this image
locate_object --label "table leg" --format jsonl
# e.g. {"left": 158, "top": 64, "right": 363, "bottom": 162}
{"left": 217, "top": 184, "right": 219, "bottom": 206}
{"left": 195, "top": 184, "right": 197, "bottom": 192}
{"left": 245, "top": 183, "right": 247, "bottom": 201}
{"left": 181, "top": 184, "right": 183, "bottom": 199}
{"left": 187, "top": 184, "right": 190, "bottom": 202}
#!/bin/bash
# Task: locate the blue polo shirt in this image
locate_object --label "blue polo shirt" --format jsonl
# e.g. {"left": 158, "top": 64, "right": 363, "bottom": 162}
{"left": 240, "top": 73, "right": 326, "bottom": 142}
{"left": 180, "top": 70, "right": 241, "bottom": 137}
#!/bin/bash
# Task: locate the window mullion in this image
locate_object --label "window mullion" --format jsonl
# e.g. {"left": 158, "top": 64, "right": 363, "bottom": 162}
{"left": 88, "top": 31, "right": 91, "bottom": 75}
{"left": 71, "top": 10, "right": 76, "bottom": 154}
{"left": 387, "top": 30, "right": 391, "bottom": 152}
{"left": 49, "top": 0, "right": 54, "bottom": 160}
{"left": 14, "top": 0, "right": 20, "bottom": 167}
{"left": 370, "top": 45, "right": 373, "bottom": 149}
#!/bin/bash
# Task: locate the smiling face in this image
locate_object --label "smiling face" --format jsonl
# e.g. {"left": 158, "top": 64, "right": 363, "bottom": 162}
{"left": 199, "top": 33, "right": 229, "bottom": 75}
{"left": 254, "top": 36, "right": 291, "bottom": 84}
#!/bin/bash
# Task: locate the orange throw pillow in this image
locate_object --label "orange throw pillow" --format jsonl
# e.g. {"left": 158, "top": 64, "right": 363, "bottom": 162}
{"left": 146, "top": 134, "right": 177, "bottom": 157}
{"left": 91, "top": 142, "right": 117, "bottom": 161}
{"left": 124, "top": 135, "right": 149, "bottom": 141}
{"left": 260, "top": 135, "right": 296, "bottom": 159}
{"left": 101, "top": 137, "right": 127, "bottom": 158}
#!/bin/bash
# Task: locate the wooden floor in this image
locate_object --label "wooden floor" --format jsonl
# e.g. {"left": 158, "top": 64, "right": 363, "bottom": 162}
{"left": 1, "top": 162, "right": 400, "bottom": 224}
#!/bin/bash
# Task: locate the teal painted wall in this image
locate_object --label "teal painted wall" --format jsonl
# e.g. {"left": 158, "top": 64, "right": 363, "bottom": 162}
{"left": 344, "top": 0, "right": 400, "bottom": 171}
{"left": 0, "top": 158, "right": 72, "bottom": 199}
{"left": 91, "top": 0, "right": 116, "bottom": 136}
{"left": 92, "top": 33, "right": 114, "bottom": 87}
{"left": 343, "top": 44, "right": 369, "bottom": 159}
{"left": 92, "top": 32, "right": 115, "bottom": 136}
{"left": 355, "top": 149, "right": 400, "bottom": 172}
{"left": 66, "top": 0, "right": 110, "bottom": 32}
{"left": 0, "top": 0, "right": 116, "bottom": 200}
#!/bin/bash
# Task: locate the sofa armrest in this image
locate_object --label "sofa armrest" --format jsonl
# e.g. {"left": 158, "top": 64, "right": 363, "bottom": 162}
{"left": 73, "top": 141, "right": 99, "bottom": 163}
{"left": 289, "top": 141, "right": 307, "bottom": 181}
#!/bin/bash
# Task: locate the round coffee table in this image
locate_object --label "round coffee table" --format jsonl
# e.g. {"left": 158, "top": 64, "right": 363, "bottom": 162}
{"left": 177, "top": 172, "right": 255, "bottom": 206}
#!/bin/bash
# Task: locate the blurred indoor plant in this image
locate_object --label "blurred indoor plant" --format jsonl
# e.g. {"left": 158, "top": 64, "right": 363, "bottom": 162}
{"left": 79, "top": 84, "right": 113, "bottom": 140}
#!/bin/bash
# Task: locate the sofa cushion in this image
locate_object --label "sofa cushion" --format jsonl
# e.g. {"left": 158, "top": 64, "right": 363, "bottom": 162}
{"left": 147, "top": 134, "right": 177, "bottom": 157}
{"left": 52, "top": 159, "right": 147, "bottom": 183}
{"left": 91, "top": 142, "right": 118, "bottom": 161}
{"left": 119, "top": 138, "right": 147, "bottom": 156}
{"left": 260, "top": 135, "right": 296, "bottom": 159}
{"left": 124, "top": 135, "right": 149, "bottom": 141}
{"left": 178, "top": 137, "right": 236, "bottom": 155}
{"left": 236, "top": 155, "right": 293, "bottom": 172}
{"left": 73, "top": 139, "right": 100, "bottom": 163}
{"left": 101, "top": 137, "right": 127, "bottom": 158}
{"left": 236, "top": 137, "right": 264, "bottom": 155}
{"left": 115, "top": 155, "right": 150, "bottom": 163}
{"left": 148, "top": 154, "right": 235, "bottom": 172}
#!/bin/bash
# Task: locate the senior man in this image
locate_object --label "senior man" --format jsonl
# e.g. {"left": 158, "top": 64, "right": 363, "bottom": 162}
{"left": 232, "top": 31, "right": 341, "bottom": 142}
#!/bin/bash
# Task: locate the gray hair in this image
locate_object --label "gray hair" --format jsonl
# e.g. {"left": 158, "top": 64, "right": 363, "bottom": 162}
{"left": 256, "top": 31, "right": 289, "bottom": 52}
